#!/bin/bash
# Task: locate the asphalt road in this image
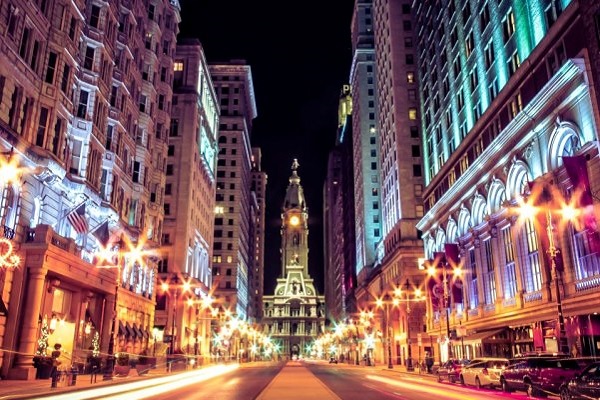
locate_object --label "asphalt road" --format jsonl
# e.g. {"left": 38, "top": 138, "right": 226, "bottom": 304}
{"left": 106, "top": 361, "right": 550, "bottom": 400}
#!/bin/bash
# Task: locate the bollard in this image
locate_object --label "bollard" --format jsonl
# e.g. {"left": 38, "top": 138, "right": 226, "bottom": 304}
{"left": 50, "top": 369, "right": 59, "bottom": 388}
{"left": 69, "top": 366, "right": 78, "bottom": 386}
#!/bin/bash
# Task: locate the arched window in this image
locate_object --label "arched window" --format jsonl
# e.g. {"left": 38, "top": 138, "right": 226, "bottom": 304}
{"left": 471, "top": 193, "right": 487, "bottom": 227}
{"left": 488, "top": 178, "right": 506, "bottom": 214}
{"left": 548, "top": 120, "right": 581, "bottom": 170}
{"left": 1, "top": 183, "right": 19, "bottom": 233}
{"left": 506, "top": 159, "right": 530, "bottom": 200}
{"left": 457, "top": 206, "right": 471, "bottom": 237}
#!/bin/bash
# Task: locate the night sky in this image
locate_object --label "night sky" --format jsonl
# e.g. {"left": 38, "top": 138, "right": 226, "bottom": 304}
{"left": 178, "top": 1, "right": 354, "bottom": 295}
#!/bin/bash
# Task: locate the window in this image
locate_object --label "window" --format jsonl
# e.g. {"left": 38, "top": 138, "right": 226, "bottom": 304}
{"left": 90, "top": 5, "right": 101, "bottom": 28}
{"left": 407, "top": 72, "right": 415, "bottom": 83}
{"left": 36, "top": 107, "right": 49, "bottom": 147}
{"left": 84, "top": 46, "right": 95, "bottom": 70}
{"left": 169, "top": 119, "right": 179, "bottom": 136}
{"left": 485, "top": 42, "right": 495, "bottom": 70}
{"left": 411, "top": 145, "right": 420, "bottom": 157}
{"left": 408, "top": 108, "right": 417, "bottom": 120}
{"left": 61, "top": 65, "right": 71, "bottom": 93}
{"left": 412, "top": 164, "right": 422, "bottom": 177}
{"left": 502, "top": 227, "right": 517, "bottom": 299}
{"left": 508, "top": 51, "right": 521, "bottom": 77}
{"left": 483, "top": 238, "right": 496, "bottom": 305}
{"left": 522, "top": 218, "right": 542, "bottom": 292}
{"left": 45, "top": 52, "right": 58, "bottom": 84}
{"left": 468, "top": 248, "right": 479, "bottom": 309}
{"left": 503, "top": 10, "right": 516, "bottom": 43}
{"left": 77, "top": 90, "right": 89, "bottom": 118}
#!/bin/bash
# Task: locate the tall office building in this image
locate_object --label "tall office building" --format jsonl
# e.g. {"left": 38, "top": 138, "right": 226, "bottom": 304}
{"left": 209, "top": 61, "right": 257, "bottom": 322}
{"left": 249, "top": 147, "right": 267, "bottom": 323}
{"left": 350, "top": 0, "right": 384, "bottom": 287}
{"left": 349, "top": 0, "right": 426, "bottom": 367}
{"left": 155, "top": 38, "right": 219, "bottom": 356}
{"left": 263, "top": 160, "right": 326, "bottom": 358}
{"left": 0, "top": 0, "right": 180, "bottom": 379}
{"left": 415, "top": 0, "right": 600, "bottom": 361}
{"left": 324, "top": 85, "right": 356, "bottom": 323}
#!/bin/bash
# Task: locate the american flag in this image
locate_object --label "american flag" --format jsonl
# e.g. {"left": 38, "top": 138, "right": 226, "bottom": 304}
{"left": 67, "top": 203, "right": 89, "bottom": 234}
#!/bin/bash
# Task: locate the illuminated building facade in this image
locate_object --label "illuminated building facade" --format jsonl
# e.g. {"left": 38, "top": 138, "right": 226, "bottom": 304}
{"left": 0, "top": 0, "right": 180, "bottom": 379}
{"left": 155, "top": 38, "right": 219, "bottom": 357}
{"left": 209, "top": 61, "right": 257, "bottom": 322}
{"left": 263, "top": 161, "right": 326, "bottom": 358}
{"left": 415, "top": 0, "right": 600, "bottom": 361}
{"left": 249, "top": 148, "right": 267, "bottom": 323}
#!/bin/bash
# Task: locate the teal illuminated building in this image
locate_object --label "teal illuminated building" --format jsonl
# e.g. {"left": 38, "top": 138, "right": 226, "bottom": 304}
{"left": 415, "top": 0, "right": 600, "bottom": 361}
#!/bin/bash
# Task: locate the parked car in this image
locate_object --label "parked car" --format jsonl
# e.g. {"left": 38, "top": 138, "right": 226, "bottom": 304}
{"left": 500, "top": 356, "right": 581, "bottom": 397}
{"left": 559, "top": 361, "right": 600, "bottom": 400}
{"left": 459, "top": 357, "right": 509, "bottom": 389}
{"left": 328, "top": 356, "right": 338, "bottom": 364}
{"left": 436, "top": 359, "right": 470, "bottom": 383}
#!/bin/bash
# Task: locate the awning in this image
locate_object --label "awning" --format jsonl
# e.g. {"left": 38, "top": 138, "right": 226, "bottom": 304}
{"left": 461, "top": 329, "right": 507, "bottom": 346}
{"left": 125, "top": 322, "right": 136, "bottom": 338}
{"left": 118, "top": 321, "right": 126, "bottom": 336}
{"left": 133, "top": 323, "right": 143, "bottom": 338}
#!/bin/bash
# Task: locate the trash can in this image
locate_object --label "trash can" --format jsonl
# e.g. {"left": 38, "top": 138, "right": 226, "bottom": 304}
{"left": 69, "top": 366, "right": 78, "bottom": 386}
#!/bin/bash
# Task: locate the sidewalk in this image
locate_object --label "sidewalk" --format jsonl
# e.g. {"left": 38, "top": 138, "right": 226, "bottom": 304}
{"left": 0, "top": 367, "right": 167, "bottom": 400}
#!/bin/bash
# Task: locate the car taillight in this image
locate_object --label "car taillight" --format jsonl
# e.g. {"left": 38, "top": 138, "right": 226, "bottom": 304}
{"left": 482, "top": 368, "right": 488, "bottom": 375}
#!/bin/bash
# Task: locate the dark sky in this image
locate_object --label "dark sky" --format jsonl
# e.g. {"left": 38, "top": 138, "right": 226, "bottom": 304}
{"left": 178, "top": 1, "right": 354, "bottom": 295}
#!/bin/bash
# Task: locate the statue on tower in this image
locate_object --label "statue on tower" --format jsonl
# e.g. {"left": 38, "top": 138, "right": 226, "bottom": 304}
{"left": 291, "top": 158, "right": 299, "bottom": 171}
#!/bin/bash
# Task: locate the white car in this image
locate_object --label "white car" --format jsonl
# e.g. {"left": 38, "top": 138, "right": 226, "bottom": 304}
{"left": 459, "top": 357, "right": 509, "bottom": 389}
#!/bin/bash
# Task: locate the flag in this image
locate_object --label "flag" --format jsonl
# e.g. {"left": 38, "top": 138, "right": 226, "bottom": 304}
{"left": 92, "top": 220, "right": 111, "bottom": 247}
{"left": 563, "top": 155, "right": 600, "bottom": 253}
{"left": 67, "top": 203, "right": 88, "bottom": 234}
{"left": 445, "top": 243, "right": 464, "bottom": 304}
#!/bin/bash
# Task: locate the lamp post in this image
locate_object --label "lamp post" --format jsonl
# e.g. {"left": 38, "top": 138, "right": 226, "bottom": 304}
{"left": 376, "top": 294, "right": 395, "bottom": 369}
{"left": 546, "top": 209, "right": 569, "bottom": 354}
{"left": 517, "top": 183, "right": 575, "bottom": 355}
{"left": 95, "top": 240, "right": 123, "bottom": 381}
{"left": 442, "top": 264, "right": 452, "bottom": 360}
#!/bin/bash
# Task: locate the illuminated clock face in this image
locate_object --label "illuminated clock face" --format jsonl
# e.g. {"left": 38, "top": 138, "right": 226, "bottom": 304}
{"left": 289, "top": 216, "right": 300, "bottom": 226}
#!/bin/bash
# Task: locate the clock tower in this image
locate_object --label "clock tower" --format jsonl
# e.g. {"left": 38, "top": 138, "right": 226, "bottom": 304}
{"left": 262, "top": 159, "right": 325, "bottom": 359}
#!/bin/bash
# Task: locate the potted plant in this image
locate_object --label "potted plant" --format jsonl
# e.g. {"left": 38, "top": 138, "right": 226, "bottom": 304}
{"left": 113, "top": 352, "right": 131, "bottom": 376}
{"left": 33, "top": 319, "right": 53, "bottom": 379}
{"left": 135, "top": 350, "right": 156, "bottom": 375}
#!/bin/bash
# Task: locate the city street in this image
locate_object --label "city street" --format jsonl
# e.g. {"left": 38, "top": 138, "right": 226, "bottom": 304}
{"left": 8, "top": 360, "right": 554, "bottom": 400}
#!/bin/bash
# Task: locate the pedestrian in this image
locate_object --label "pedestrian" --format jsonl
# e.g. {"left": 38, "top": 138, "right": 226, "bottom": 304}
{"left": 425, "top": 352, "right": 434, "bottom": 374}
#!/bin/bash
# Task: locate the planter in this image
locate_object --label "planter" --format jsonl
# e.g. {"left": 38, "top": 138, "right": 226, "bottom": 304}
{"left": 114, "top": 364, "right": 131, "bottom": 377}
{"left": 35, "top": 364, "right": 53, "bottom": 379}
{"left": 135, "top": 364, "right": 152, "bottom": 375}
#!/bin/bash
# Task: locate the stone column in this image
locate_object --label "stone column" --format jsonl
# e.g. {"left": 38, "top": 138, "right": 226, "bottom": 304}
{"left": 9, "top": 267, "right": 47, "bottom": 379}
{"left": 101, "top": 293, "right": 116, "bottom": 355}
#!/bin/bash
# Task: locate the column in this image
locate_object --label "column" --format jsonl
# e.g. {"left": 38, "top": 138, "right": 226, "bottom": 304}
{"left": 11, "top": 267, "right": 47, "bottom": 377}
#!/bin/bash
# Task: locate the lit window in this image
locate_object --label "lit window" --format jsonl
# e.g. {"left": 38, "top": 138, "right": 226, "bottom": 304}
{"left": 408, "top": 108, "right": 418, "bottom": 120}
{"left": 173, "top": 61, "right": 184, "bottom": 72}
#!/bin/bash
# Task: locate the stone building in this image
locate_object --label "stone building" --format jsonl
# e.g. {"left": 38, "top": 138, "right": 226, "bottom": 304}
{"left": 262, "top": 160, "right": 325, "bottom": 359}
{"left": 0, "top": 0, "right": 180, "bottom": 379}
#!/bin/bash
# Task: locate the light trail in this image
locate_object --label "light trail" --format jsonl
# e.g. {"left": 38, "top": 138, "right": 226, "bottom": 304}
{"left": 40, "top": 364, "right": 239, "bottom": 400}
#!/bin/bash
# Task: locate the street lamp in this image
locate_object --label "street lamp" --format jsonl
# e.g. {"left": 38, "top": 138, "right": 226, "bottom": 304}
{"left": 427, "top": 255, "right": 461, "bottom": 361}
{"left": 516, "top": 182, "right": 577, "bottom": 355}
{"left": 393, "top": 279, "right": 424, "bottom": 371}
{"left": 376, "top": 294, "right": 396, "bottom": 369}
{"left": 161, "top": 276, "right": 191, "bottom": 356}
{"left": 95, "top": 238, "right": 125, "bottom": 380}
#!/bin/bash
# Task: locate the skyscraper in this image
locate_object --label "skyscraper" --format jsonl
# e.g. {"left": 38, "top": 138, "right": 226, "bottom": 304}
{"left": 210, "top": 61, "right": 257, "bottom": 321}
